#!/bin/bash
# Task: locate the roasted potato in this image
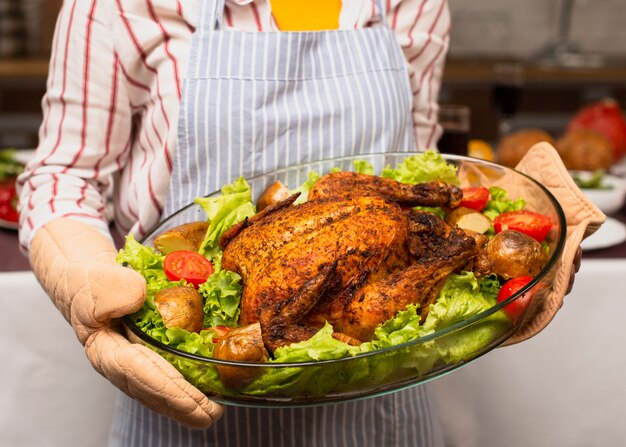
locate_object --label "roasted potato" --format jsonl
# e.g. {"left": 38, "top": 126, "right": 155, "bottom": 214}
{"left": 213, "top": 323, "right": 269, "bottom": 389}
{"left": 154, "top": 221, "right": 209, "bottom": 254}
{"left": 485, "top": 230, "right": 549, "bottom": 279}
{"left": 257, "top": 180, "right": 290, "bottom": 211}
{"left": 154, "top": 286, "right": 204, "bottom": 333}
{"left": 445, "top": 207, "right": 492, "bottom": 234}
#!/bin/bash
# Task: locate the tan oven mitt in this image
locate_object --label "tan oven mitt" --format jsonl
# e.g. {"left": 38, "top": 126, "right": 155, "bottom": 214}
{"left": 29, "top": 217, "right": 223, "bottom": 429}
{"left": 503, "top": 142, "right": 606, "bottom": 344}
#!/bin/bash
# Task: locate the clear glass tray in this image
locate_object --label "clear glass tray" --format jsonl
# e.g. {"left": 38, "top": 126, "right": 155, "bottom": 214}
{"left": 124, "top": 152, "right": 566, "bottom": 407}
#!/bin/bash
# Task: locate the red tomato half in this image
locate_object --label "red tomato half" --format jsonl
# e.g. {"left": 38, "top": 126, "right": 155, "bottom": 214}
{"left": 460, "top": 186, "right": 490, "bottom": 211}
{"left": 163, "top": 250, "right": 214, "bottom": 288}
{"left": 493, "top": 210, "right": 552, "bottom": 242}
{"left": 497, "top": 276, "right": 534, "bottom": 322}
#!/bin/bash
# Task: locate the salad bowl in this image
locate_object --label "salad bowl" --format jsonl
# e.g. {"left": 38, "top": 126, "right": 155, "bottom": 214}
{"left": 122, "top": 152, "right": 566, "bottom": 407}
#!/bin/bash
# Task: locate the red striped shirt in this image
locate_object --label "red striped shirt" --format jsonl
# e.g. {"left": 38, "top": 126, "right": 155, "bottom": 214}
{"left": 17, "top": 0, "right": 450, "bottom": 250}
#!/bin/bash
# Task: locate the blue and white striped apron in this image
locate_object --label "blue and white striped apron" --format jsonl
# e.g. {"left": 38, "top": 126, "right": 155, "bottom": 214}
{"left": 109, "top": 0, "right": 443, "bottom": 445}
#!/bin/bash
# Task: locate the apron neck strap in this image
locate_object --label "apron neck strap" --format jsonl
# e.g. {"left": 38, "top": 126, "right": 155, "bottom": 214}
{"left": 375, "top": 0, "right": 387, "bottom": 16}
{"left": 200, "top": 0, "right": 226, "bottom": 31}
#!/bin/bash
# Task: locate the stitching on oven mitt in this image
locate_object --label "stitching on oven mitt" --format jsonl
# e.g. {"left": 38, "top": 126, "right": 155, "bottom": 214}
{"left": 30, "top": 217, "right": 223, "bottom": 429}
{"left": 85, "top": 327, "right": 224, "bottom": 429}
{"left": 30, "top": 218, "right": 146, "bottom": 343}
{"left": 505, "top": 142, "right": 606, "bottom": 344}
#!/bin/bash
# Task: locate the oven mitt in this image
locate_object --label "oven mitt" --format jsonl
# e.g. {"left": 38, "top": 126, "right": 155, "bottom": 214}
{"left": 29, "top": 217, "right": 223, "bottom": 429}
{"left": 504, "top": 142, "right": 606, "bottom": 344}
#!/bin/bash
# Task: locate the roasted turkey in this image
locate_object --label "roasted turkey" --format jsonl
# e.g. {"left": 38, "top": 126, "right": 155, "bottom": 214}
{"left": 219, "top": 172, "right": 481, "bottom": 353}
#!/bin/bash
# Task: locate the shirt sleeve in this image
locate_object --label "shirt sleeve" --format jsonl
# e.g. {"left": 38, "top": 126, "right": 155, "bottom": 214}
{"left": 386, "top": 0, "right": 451, "bottom": 150}
{"left": 17, "top": 0, "right": 133, "bottom": 252}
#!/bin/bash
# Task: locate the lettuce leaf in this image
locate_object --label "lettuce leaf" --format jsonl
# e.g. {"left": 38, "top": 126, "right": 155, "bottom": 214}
{"left": 116, "top": 235, "right": 170, "bottom": 304}
{"left": 483, "top": 186, "right": 526, "bottom": 221}
{"left": 381, "top": 151, "right": 459, "bottom": 185}
{"left": 199, "top": 269, "right": 243, "bottom": 328}
{"left": 194, "top": 177, "right": 256, "bottom": 262}
{"left": 353, "top": 159, "right": 375, "bottom": 175}
{"left": 292, "top": 171, "right": 320, "bottom": 204}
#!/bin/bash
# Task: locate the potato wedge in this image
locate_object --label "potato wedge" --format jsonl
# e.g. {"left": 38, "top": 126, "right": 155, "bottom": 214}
{"left": 154, "top": 221, "right": 209, "bottom": 254}
{"left": 256, "top": 180, "right": 290, "bottom": 211}
{"left": 154, "top": 286, "right": 204, "bottom": 333}
{"left": 445, "top": 206, "right": 492, "bottom": 234}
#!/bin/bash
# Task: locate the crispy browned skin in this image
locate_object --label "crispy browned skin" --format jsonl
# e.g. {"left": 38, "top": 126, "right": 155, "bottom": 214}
{"left": 222, "top": 172, "right": 477, "bottom": 353}
{"left": 308, "top": 171, "right": 463, "bottom": 209}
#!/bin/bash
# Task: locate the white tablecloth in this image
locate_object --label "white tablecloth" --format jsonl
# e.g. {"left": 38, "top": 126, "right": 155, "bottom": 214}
{"left": 433, "top": 259, "right": 626, "bottom": 447}
{"left": 0, "top": 272, "right": 116, "bottom": 447}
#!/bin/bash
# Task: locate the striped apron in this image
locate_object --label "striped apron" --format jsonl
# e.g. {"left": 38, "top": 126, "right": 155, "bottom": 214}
{"left": 109, "top": 0, "right": 444, "bottom": 445}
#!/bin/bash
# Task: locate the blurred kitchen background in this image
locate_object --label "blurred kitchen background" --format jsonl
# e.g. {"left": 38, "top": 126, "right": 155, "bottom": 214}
{"left": 1, "top": 0, "right": 626, "bottom": 148}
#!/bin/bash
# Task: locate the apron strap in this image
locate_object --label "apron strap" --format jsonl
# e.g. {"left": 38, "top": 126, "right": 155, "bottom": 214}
{"left": 375, "top": 0, "right": 387, "bottom": 16}
{"left": 202, "top": 0, "right": 226, "bottom": 31}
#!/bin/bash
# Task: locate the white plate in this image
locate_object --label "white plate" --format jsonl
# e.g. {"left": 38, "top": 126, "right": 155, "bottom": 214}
{"left": 581, "top": 217, "right": 626, "bottom": 251}
{"left": 569, "top": 171, "right": 626, "bottom": 215}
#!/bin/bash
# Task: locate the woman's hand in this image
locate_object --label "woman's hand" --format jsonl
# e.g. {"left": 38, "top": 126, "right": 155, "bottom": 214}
{"left": 30, "top": 218, "right": 223, "bottom": 429}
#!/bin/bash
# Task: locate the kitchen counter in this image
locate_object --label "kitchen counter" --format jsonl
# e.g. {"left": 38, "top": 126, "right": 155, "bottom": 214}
{"left": 3, "top": 56, "right": 626, "bottom": 83}
{"left": 443, "top": 58, "right": 626, "bottom": 86}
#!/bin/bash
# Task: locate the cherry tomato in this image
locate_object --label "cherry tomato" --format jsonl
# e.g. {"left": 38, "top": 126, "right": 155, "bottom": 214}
{"left": 460, "top": 186, "right": 490, "bottom": 211}
{"left": 163, "top": 250, "right": 214, "bottom": 288}
{"left": 493, "top": 210, "right": 552, "bottom": 242}
{"left": 497, "top": 276, "right": 534, "bottom": 322}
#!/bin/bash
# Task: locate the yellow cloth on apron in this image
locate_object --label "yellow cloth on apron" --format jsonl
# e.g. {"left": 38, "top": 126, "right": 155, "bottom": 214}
{"left": 270, "top": 0, "right": 342, "bottom": 31}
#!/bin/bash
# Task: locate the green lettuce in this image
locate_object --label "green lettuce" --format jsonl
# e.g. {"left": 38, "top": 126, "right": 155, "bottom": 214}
{"left": 116, "top": 235, "right": 170, "bottom": 302}
{"left": 381, "top": 151, "right": 459, "bottom": 185}
{"left": 130, "top": 303, "right": 218, "bottom": 359}
{"left": 199, "top": 270, "right": 243, "bottom": 328}
{"left": 194, "top": 177, "right": 256, "bottom": 262}
{"left": 483, "top": 186, "right": 526, "bottom": 221}
{"left": 292, "top": 171, "right": 321, "bottom": 204}
{"left": 0, "top": 148, "right": 24, "bottom": 181}
{"left": 353, "top": 159, "right": 375, "bottom": 175}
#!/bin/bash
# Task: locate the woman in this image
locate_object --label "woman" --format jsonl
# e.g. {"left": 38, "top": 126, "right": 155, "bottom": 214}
{"left": 18, "top": 1, "right": 591, "bottom": 446}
